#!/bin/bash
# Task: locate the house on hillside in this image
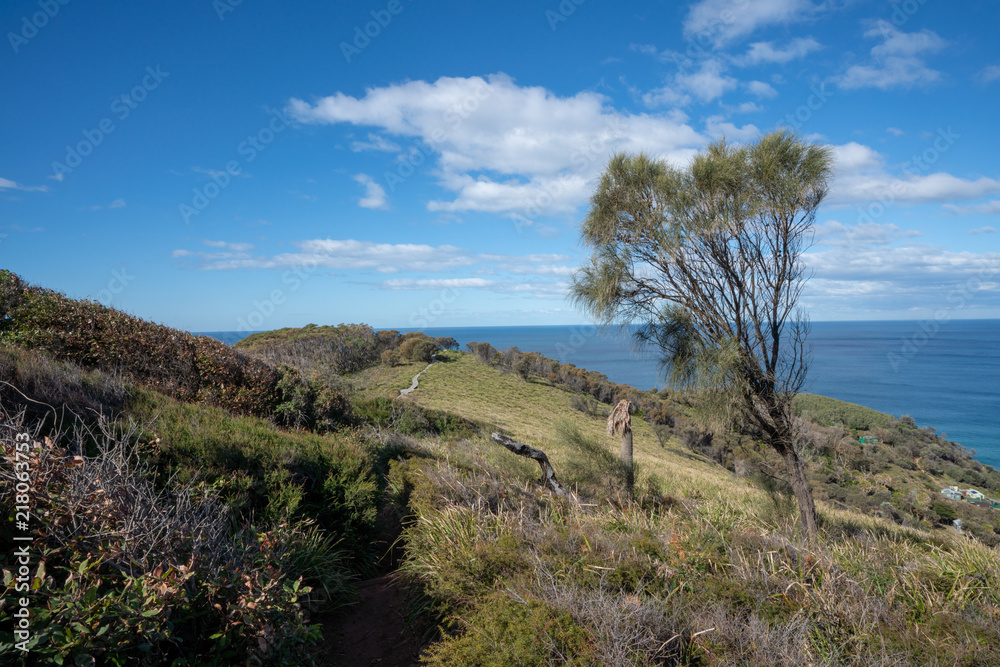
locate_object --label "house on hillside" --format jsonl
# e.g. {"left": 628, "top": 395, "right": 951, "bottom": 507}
{"left": 965, "top": 489, "right": 985, "bottom": 501}
{"left": 941, "top": 486, "right": 963, "bottom": 501}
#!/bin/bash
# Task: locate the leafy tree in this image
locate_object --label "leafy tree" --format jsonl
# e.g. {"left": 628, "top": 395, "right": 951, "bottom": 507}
{"left": 572, "top": 131, "right": 833, "bottom": 537}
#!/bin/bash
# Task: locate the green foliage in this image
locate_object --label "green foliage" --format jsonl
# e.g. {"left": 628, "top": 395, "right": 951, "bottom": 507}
{"left": 237, "top": 323, "right": 402, "bottom": 375}
{"left": 0, "top": 272, "right": 349, "bottom": 431}
{"left": 381, "top": 348, "right": 402, "bottom": 367}
{"left": 400, "top": 336, "right": 437, "bottom": 363}
{"left": 794, "top": 393, "right": 898, "bottom": 431}
{"left": 0, "top": 415, "right": 324, "bottom": 666}
{"left": 126, "top": 389, "right": 379, "bottom": 562}
{"left": 423, "top": 593, "right": 599, "bottom": 666}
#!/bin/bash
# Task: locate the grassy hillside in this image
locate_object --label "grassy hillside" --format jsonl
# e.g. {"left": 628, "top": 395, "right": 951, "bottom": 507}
{"left": 2, "top": 273, "right": 998, "bottom": 665}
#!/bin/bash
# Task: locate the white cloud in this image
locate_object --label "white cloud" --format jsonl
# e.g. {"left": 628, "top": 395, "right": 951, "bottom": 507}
{"left": 804, "top": 224, "right": 1000, "bottom": 314}
{"left": 746, "top": 80, "right": 778, "bottom": 98}
{"left": 826, "top": 142, "right": 1000, "bottom": 207}
{"left": 629, "top": 43, "right": 658, "bottom": 56}
{"left": 172, "top": 238, "right": 579, "bottom": 300}
{"left": 943, "top": 201, "right": 1000, "bottom": 216}
{"left": 204, "top": 240, "right": 254, "bottom": 252}
{"left": 353, "top": 173, "right": 389, "bottom": 209}
{"left": 109, "top": 198, "right": 126, "bottom": 209}
{"left": 676, "top": 59, "right": 738, "bottom": 103}
{"left": 978, "top": 65, "right": 1000, "bottom": 84}
{"left": 734, "top": 101, "right": 764, "bottom": 113}
{"left": 836, "top": 26, "right": 946, "bottom": 90}
{"left": 684, "top": 0, "right": 820, "bottom": 47}
{"left": 287, "top": 74, "right": 704, "bottom": 217}
{"left": 350, "top": 133, "right": 401, "bottom": 152}
{"left": 739, "top": 37, "right": 822, "bottom": 65}
{"left": 0, "top": 177, "right": 47, "bottom": 192}
{"left": 886, "top": 127, "right": 904, "bottom": 137}
{"left": 381, "top": 278, "right": 494, "bottom": 290}
{"left": 704, "top": 116, "right": 760, "bottom": 141}
{"left": 970, "top": 226, "right": 997, "bottom": 235}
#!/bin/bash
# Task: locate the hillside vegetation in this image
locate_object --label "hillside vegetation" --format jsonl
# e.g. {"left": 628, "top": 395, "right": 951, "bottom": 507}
{"left": 1, "top": 270, "right": 998, "bottom": 665}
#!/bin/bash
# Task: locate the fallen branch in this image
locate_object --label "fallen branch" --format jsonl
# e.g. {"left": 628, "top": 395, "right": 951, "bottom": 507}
{"left": 491, "top": 432, "right": 569, "bottom": 497}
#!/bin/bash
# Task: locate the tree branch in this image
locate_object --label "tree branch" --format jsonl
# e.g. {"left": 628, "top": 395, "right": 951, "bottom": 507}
{"left": 490, "top": 432, "right": 570, "bottom": 497}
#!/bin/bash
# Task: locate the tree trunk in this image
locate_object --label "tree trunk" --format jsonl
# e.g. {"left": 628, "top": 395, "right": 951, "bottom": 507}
{"left": 621, "top": 427, "right": 633, "bottom": 495}
{"left": 782, "top": 446, "right": 818, "bottom": 539}
{"left": 491, "top": 432, "right": 570, "bottom": 497}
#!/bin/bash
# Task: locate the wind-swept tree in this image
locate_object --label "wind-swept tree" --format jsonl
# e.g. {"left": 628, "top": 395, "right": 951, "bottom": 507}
{"left": 572, "top": 131, "right": 833, "bottom": 537}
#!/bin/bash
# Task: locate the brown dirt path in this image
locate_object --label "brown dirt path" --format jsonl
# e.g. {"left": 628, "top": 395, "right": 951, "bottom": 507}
{"left": 318, "top": 573, "right": 426, "bottom": 666}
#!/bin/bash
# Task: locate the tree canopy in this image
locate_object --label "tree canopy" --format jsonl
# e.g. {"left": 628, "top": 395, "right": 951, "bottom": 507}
{"left": 571, "top": 130, "right": 833, "bottom": 536}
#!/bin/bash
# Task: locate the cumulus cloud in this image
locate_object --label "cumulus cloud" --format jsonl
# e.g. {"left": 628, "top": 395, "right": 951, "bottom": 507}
{"left": 836, "top": 26, "right": 946, "bottom": 90}
{"left": 354, "top": 173, "right": 389, "bottom": 209}
{"left": 287, "top": 73, "right": 703, "bottom": 217}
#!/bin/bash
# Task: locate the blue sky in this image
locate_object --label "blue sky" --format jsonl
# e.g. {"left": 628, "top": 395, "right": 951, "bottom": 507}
{"left": 2, "top": 0, "right": 998, "bottom": 331}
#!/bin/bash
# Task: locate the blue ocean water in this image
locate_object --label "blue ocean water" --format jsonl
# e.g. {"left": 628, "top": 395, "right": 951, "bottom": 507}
{"left": 199, "top": 320, "right": 1000, "bottom": 470}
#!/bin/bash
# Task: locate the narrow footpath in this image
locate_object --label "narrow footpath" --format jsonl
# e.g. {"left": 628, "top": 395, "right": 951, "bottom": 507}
{"left": 399, "top": 354, "right": 436, "bottom": 396}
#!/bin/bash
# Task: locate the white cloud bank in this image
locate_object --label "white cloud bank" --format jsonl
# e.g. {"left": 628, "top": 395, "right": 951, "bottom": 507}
{"left": 287, "top": 73, "right": 703, "bottom": 218}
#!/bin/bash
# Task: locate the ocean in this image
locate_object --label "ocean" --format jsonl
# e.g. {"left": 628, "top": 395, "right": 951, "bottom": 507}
{"left": 199, "top": 320, "right": 1000, "bottom": 470}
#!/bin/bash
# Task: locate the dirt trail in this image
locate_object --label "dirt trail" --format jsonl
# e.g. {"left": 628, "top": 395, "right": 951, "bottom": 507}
{"left": 399, "top": 355, "right": 437, "bottom": 396}
{"left": 319, "top": 573, "right": 425, "bottom": 666}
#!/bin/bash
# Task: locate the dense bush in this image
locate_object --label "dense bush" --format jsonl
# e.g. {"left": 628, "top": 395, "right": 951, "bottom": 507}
{"left": 399, "top": 336, "right": 437, "bottom": 363}
{"left": 0, "top": 410, "right": 325, "bottom": 665}
{"left": 237, "top": 323, "right": 402, "bottom": 375}
{"left": 0, "top": 271, "right": 349, "bottom": 432}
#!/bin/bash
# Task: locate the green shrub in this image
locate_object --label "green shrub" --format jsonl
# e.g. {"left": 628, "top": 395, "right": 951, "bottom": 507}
{"left": 423, "top": 593, "right": 599, "bottom": 666}
{"left": 400, "top": 336, "right": 437, "bottom": 363}
{"left": 930, "top": 501, "right": 957, "bottom": 523}
{"left": 0, "top": 272, "right": 349, "bottom": 432}
{"left": 381, "top": 348, "right": 402, "bottom": 366}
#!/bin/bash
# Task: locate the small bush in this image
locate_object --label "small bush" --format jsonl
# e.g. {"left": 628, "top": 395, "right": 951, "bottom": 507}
{"left": 381, "top": 348, "right": 402, "bottom": 367}
{"left": 422, "top": 593, "right": 599, "bottom": 666}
